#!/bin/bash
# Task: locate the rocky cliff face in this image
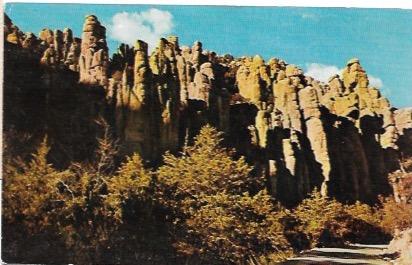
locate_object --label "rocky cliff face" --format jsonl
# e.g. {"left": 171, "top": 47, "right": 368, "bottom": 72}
{"left": 4, "top": 14, "right": 411, "bottom": 205}
{"left": 395, "top": 108, "right": 412, "bottom": 158}
{"left": 4, "top": 15, "right": 107, "bottom": 167}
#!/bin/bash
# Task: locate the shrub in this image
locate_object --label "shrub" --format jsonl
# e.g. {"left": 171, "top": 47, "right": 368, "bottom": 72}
{"left": 105, "top": 154, "right": 152, "bottom": 222}
{"left": 379, "top": 197, "right": 412, "bottom": 235}
{"left": 344, "top": 201, "right": 381, "bottom": 226}
{"left": 380, "top": 157, "right": 412, "bottom": 235}
{"left": 292, "top": 188, "right": 346, "bottom": 247}
{"left": 3, "top": 131, "right": 169, "bottom": 264}
{"left": 291, "top": 189, "right": 391, "bottom": 246}
{"left": 157, "top": 125, "right": 291, "bottom": 264}
{"left": 339, "top": 201, "right": 390, "bottom": 244}
{"left": 3, "top": 137, "right": 70, "bottom": 233}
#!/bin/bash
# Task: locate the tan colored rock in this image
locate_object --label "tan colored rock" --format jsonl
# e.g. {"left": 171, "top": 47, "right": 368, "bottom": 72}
{"left": 62, "top": 28, "right": 73, "bottom": 62}
{"left": 133, "top": 40, "right": 151, "bottom": 107}
{"left": 5, "top": 14, "right": 407, "bottom": 207}
{"left": 236, "top": 55, "right": 271, "bottom": 103}
{"left": 253, "top": 103, "right": 271, "bottom": 148}
{"left": 4, "top": 15, "right": 24, "bottom": 45}
{"left": 79, "top": 15, "right": 108, "bottom": 86}
{"left": 115, "top": 40, "right": 157, "bottom": 158}
{"left": 22, "top": 32, "right": 38, "bottom": 49}
{"left": 150, "top": 38, "right": 175, "bottom": 75}
{"left": 40, "top": 44, "right": 57, "bottom": 66}
{"left": 318, "top": 59, "right": 399, "bottom": 201}
{"left": 395, "top": 108, "right": 412, "bottom": 157}
{"left": 328, "top": 74, "right": 346, "bottom": 94}
{"left": 181, "top": 46, "right": 192, "bottom": 62}
{"left": 342, "top": 58, "right": 369, "bottom": 90}
{"left": 273, "top": 71, "right": 304, "bottom": 132}
{"left": 323, "top": 71, "right": 360, "bottom": 119}
{"left": 163, "top": 36, "right": 189, "bottom": 105}
{"left": 268, "top": 57, "right": 286, "bottom": 80}
{"left": 191, "top": 41, "right": 203, "bottom": 69}
{"left": 283, "top": 137, "right": 297, "bottom": 176}
{"left": 188, "top": 62, "right": 213, "bottom": 104}
{"left": 285, "top": 64, "right": 303, "bottom": 77}
{"left": 306, "top": 76, "right": 327, "bottom": 100}
{"left": 65, "top": 38, "right": 81, "bottom": 71}
{"left": 39, "top": 28, "right": 54, "bottom": 46}
{"left": 299, "top": 86, "right": 331, "bottom": 196}
{"left": 334, "top": 93, "right": 360, "bottom": 119}
{"left": 150, "top": 38, "right": 181, "bottom": 153}
{"left": 348, "top": 66, "right": 399, "bottom": 150}
{"left": 176, "top": 54, "right": 188, "bottom": 104}
{"left": 395, "top": 108, "right": 412, "bottom": 134}
{"left": 167, "top": 35, "right": 180, "bottom": 53}
{"left": 53, "top": 30, "right": 64, "bottom": 63}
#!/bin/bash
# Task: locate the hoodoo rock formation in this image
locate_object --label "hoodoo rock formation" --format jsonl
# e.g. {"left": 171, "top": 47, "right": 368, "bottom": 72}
{"left": 4, "top": 14, "right": 412, "bottom": 206}
{"left": 79, "top": 15, "right": 108, "bottom": 86}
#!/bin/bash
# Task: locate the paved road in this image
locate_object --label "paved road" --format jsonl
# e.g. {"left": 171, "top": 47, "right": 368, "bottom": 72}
{"left": 279, "top": 244, "right": 391, "bottom": 265}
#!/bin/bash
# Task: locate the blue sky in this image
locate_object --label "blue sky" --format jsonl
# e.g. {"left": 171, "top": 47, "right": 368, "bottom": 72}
{"left": 5, "top": 3, "right": 412, "bottom": 108}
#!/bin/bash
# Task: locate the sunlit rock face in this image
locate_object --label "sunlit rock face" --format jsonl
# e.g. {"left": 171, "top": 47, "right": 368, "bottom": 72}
{"left": 4, "top": 14, "right": 409, "bottom": 206}
{"left": 395, "top": 108, "right": 412, "bottom": 158}
{"left": 79, "top": 15, "right": 109, "bottom": 86}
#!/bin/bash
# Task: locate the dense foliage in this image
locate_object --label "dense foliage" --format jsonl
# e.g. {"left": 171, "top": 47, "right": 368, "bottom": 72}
{"left": 3, "top": 125, "right": 411, "bottom": 264}
{"left": 292, "top": 189, "right": 391, "bottom": 247}
{"left": 157, "top": 125, "right": 292, "bottom": 263}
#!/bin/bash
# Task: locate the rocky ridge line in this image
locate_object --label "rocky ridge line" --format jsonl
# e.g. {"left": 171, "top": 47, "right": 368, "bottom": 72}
{"left": 4, "top": 14, "right": 411, "bottom": 205}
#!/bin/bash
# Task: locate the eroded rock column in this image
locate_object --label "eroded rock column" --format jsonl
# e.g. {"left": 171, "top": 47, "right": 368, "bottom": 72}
{"left": 79, "top": 15, "right": 108, "bottom": 86}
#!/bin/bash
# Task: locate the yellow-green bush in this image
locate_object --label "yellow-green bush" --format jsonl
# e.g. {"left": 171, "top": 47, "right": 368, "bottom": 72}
{"left": 292, "top": 188, "right": 346, "bottom": 247}
{"left": 3, "top": 138, "right": 71, "bottom": 233}
{"left": 3, "top": 133, "right": 165, "bottom": 264}
{"left": 292, "top": 189, "right": 393, "bottom": 247}
{"left": 378, "top": 197, "right": 412, "bottom": 235}
{"left": 4, "top": 125, "right": 409, "bottom": 264}
{"left": 157, "top": 125, "right": 292, "bottom": 264}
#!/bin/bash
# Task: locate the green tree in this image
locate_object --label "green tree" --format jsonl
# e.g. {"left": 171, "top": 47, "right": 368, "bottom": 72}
{"left": 157, "top": 125, "right": 291, "bottom": 264}
{"left": 105, "top": 154, "right": 152, "bottom": 222}
{"left": 293, "top": 188, "right": 345, "bottom": 246}
{"left": 344, "top": 201, "right": 381, "bottom": 226}
{"left": 3, "top": 137, "right": 70, "bottom": 233}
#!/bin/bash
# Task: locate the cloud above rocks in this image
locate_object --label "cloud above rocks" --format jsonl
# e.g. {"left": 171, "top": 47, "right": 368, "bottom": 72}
{"left": 368, "top": 75, "right": 383, "bottom": 90}
{"left": 305, "top": 63, "right": 341, "bottom": 83}
{"left": 108, "top": 9, "right": 174, "bottom": 50}
{"left": 305, "top": 63, "right": 386, "bottom": 94}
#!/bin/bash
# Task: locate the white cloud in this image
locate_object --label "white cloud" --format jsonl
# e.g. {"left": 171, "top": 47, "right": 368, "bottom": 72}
{"left": 370, "top": 76, "right": 390, "bottom": 96}
{"left": 305, "top": 63, "right": 341, "bottom": 83}
{"left": 108, "top": 9, "right": 174, "bottom": 50}
{"left": 368, "top": 75, "right": 383, "bottom": 89}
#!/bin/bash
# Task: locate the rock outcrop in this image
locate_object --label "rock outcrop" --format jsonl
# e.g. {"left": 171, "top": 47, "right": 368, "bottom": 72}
{"left": 79, "top": 15, "right": 108, "bottom": 86}
{"left": 4, "top": 15, "right": 109, "bottom": 168}
{"left": 395, "top": 108, "right": 412, "bottom": 158}
{"left": 236, "top": 55, "right": 271, "bottom": 103}
{"left": 112, "top": 40, "right": 159, "bottom": 159}
{"left": 4, "top": 14, "right": 24, "bottom": 45}
{"left": 4, "top": 14, "right": 410, "bottom": 205}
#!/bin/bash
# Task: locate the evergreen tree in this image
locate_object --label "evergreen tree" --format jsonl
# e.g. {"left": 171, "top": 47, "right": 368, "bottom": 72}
{"left": 3, "top": 137, "right": 70, "bottom": 233}
{"left": 293, "top": 188, "right": 345, "bottom": 246}
{"left": 157, "top": 125, "right": 291, "bottom": 264}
